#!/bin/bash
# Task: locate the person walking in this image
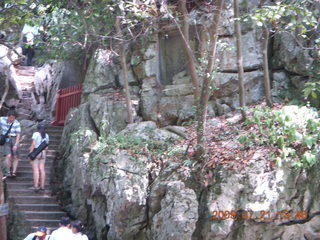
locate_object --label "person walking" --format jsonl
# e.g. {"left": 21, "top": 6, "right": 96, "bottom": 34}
{"left": 23, "top": 226, "right": 49, "bottom": 240}
{"left": 50, "top": 217, "right": 73, "bottom": 240}
{"left": 71, "top": 220, "right": 89, "bottom": 240}
{"left": 29, "top": 123, "right": 49, "bottom": 192}
{"left": 0, "top": 109, "right": 21, "bottom": 177}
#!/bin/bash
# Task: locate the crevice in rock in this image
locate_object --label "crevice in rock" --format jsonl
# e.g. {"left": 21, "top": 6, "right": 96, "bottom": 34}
{"left": 191, "top": 186, "right": 209, "bottom": 240}
{"left": 218, "top": 67, "right": 262, "bottom": 74}
{"left": 87, "top": 104, "right": 101, "bottom": 137}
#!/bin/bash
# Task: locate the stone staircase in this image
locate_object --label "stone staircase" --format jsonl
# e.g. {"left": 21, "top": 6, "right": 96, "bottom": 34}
{"left": 14, "top": 66, "right": 36, "bottom": 120}
{"left": 6, "top": 125, "right": 66, "bottom": 232}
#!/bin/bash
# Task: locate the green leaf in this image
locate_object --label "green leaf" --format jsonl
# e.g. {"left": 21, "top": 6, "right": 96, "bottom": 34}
{"left": 277, "top": 136, "right": 284, "bottom": 149}
{"left": 311, "top": 91, "right": 317, "bottom": 98}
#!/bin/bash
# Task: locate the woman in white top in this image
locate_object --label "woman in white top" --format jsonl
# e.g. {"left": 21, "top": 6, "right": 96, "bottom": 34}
{"left": 29, "top": 123, "right": 49, "bottom": 192}
{"left": 71, "top": 220, "right": 89, "bottom": 240}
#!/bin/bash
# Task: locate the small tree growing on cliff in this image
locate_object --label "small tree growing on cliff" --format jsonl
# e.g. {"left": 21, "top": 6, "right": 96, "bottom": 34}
{"left": 115, "top": 16, "right": 134, "bottom": 124}
{"left": 244, "top": 1, "right": 318, "bottom": 106}
{"left": 233, "top": 0, "right": 246, "bottom": 118}
{"left": 167, "top": 0, "right": 224, "bottom": 160}
{"left": 170, "top": 0, "right": 225, "bottom": 158}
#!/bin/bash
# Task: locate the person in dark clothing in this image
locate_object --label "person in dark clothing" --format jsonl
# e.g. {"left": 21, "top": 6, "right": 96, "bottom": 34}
{"left": 22, "top": 32, "right": 35, "bottom": 66}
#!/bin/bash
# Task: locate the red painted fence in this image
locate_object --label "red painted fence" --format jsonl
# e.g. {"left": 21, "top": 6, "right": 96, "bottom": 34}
{"left": 51, "top": 84, "right": 82, "bottom": 126}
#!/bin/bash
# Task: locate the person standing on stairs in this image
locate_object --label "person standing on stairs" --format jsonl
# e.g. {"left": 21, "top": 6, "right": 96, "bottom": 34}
{"left": 29, "top": 123, "right": 49, "bottom": 192}
{"left": 50, "top": 217, "right": 73, "bottom": 240}
{"left": 0, "top": 109, "right": 21, "bottom": 177}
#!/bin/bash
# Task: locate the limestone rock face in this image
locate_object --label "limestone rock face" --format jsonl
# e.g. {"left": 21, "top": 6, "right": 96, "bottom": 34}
{"left": 272, "top": 33, "right": 315, "bottom": 77}
{"left": 151, "top": 181, "right": 198, "bottom": 240}
{"left": 198, "top": 155, "right": 320, "bottom": 240}
{"left": 83, "top": 49, "right": 117, "bottom": 95}
{"left": 57, "top": 107, "right": 320, "bottom": 240}
{"left": 88, "top": 93, "right": 133, "bottom": 136}
{"left": 217, "top": 30, "right": 263, "bottom": 71}
{"left": 55, "top": 118, "right": 190, "bottom": 240}
{"left": 0, "top": 45, "right": 19, "bottom": 110}
{"left": 33, "top": 61, "right": 82, "bottom": 121}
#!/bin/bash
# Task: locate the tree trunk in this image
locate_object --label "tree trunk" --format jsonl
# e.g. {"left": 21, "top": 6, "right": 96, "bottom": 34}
{"left": 0, "top": 170, "right": 7, "bottom": 240}
{"left": 115, "top": 17, "right": 134, "bottom": 124}
{"left": 0, "top": 70, "right": 9, "bottom": 240}
{"left": 179, "top": 0, "right": 200, "bottom": 100}
{"left": 262, "top": 25, "right": 272, "bottom": 106}
{"left": 196, "top": 0, "right": 225, "bottom": 158}
{"left": 0, "top": 74, "right": 9, "bottom": 110}
{"left": 233, "top": 0, "right": 246, "bottom": 118}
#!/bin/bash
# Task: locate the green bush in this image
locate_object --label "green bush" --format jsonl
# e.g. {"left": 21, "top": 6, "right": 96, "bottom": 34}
{"left": 238, "top": 105, "right": 320, "bottom": 168}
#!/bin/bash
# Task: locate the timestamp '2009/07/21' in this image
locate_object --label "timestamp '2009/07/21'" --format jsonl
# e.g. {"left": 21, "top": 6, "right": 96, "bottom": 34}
{"left": 211, "top": 210, "right": 308, "bottom": 220}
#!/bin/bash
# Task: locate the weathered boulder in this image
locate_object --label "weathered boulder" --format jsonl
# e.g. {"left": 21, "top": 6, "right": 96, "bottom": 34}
{"left": 0, "top": 45, "right": 19, "bottom": 106}
{"left": 33, "top": 61, "right": 82, "bottom": 121}
{"left": 272, "top": 32, "right": 315, "bottom": 76}
{"left": 158, "top": 95, "right": 195, "bottom": 126}
{"left": 83, "top": 49, "right": 117, "bottom": 95}
{"left": 272, "top": 71, "right": 290, "bottom": 99}
{"left": 55, "top": 118, "right": 185, "bottom": 240}
{"left": 217, "top": 30, "right": 263, "bottom": 71}
{"left": 118, "top": 121, "right": 180, "bottom": 141}
{"left": 88, "top": 93, "right": 134, "bottom": 136}
{"left": 214, "top": 70, "right": 264, "bottom": 111}
{"left": 151, "top": 181, "right": 198, "bottom": 240}
{"left": 141, "top": 77, "right": 160, "bottom": 122}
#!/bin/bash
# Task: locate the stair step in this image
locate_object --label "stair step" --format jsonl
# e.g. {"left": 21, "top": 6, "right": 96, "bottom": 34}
{"left": 19, "top": 156, "right": 55, "bottom": 161}
{"left": 7, "top": 189, "right": 52, "bottom": 196}
{"left": 23, "top": 211, "right": 66, "bottom": 220}
{"left": 7, "top": 182, "right": 49, "bottom": 189}
{"left": 16, "top": 166, "right": 51, "bottom": 171}
{"left": 19, "top": 143, "right": 60, "bottom": 148}
{"left": 19, "top": 139, "right": 61, "bottom": 144}
{"left": 7, "top": 176, "right": 51, "bottom": 182}
{"left": 27, "top": 219, "right": 60, "bottom": 228}
{"left": 18, "top": 161, "right": 54, "bottom": 167}
{"left": 9, "top": 196, "right": 57, "bottom": 204}
{"left": 19, "top": 149, "right": 57, "bottom": 154}
{"left": 17, "top": 204, "right": 61, "bottom": 211}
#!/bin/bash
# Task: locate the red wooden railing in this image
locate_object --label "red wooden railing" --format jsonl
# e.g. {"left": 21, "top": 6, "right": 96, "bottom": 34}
{"left": 51, "top": 84, "right": 82, "bottom": 126}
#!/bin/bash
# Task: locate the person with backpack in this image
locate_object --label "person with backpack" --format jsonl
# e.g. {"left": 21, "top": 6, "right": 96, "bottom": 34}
{"left": 29, "top": 123, "right": 49, "bottom": 192}
{"left": 0, "top": 109, "right": 21, "bottom": 177}
{"left": 71, "top": 220, "right": 89, "bottom": 240}
{"left": 23, "top": 226, "right": 49, "bottom": 240}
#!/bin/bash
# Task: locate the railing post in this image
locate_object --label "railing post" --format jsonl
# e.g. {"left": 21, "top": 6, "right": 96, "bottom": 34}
{"left": 53, "top": 90, "right": 61, "bottom": 125}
